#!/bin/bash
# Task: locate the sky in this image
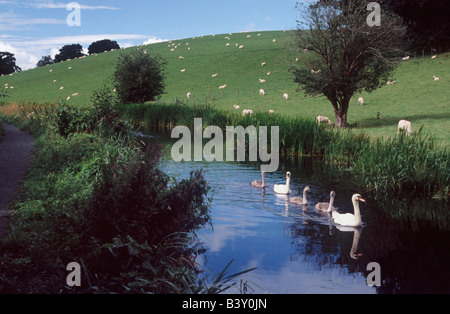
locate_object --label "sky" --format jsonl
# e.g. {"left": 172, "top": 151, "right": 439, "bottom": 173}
{"left": 0, "top": 0, "right": 302, "bottom": 70}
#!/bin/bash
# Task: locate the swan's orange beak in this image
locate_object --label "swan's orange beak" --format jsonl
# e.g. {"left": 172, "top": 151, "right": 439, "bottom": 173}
{"left": 359, "top": 197, "right": 366, "bottom": 203}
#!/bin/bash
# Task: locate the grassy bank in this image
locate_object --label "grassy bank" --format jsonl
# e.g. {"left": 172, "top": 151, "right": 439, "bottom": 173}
{"left": 0, "top": 96, "right": 254, "bottom": 294}
{"left": 0, "top": 31, "right": 447, "bottom": 147}
{"left": 120, "top": 103, "right": 449, "bottom": 201}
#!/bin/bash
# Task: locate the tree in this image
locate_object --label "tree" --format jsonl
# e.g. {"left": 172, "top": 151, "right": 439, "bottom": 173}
{"left": 54, "top": 44, "right": 85, "bottom": 63}
{"left": 88, "top": 39, "right": 120, "bottom": 55}
{"left": 113, "top": 50, "right": 167, "bottom": 104}
{"left": 37, "top": 55, "right": 54, "bottom": 67}
{"left": 290, "top": 0, "right": 407, "bottom": 127}
{"left": 383, "top": 0, "right": 450, "bottom": 51}
{"left": 0, "top": 52, "right": 22, "bottom": 75}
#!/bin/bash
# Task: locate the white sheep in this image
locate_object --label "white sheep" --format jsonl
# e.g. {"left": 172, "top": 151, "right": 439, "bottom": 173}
{"left": 219, "top": 85, "right": 227, "bottom": 89}
{"left": 269, "top": 110, "right": 275, "bottom": 115}
{"left": 243, "top": 109, "right": 254, "bottom": 116}
{"left": 283, "top": 93, "right": 289, "bottom": 100}
{"left": 402, "top": 56, "right": 410, "bottom": 61}
{"left": 239, "top": 45, "right": 244, "bottom": 49}
{"left": 72, "top": 93, "right": 79, "bottom": 96}
{"left": 211, "top": 73, "right": 218, "bottom": 78}
{"left": 259, "top": 89, "right": 266, "bottom": 96}
{"left": 431, "top": 55, "right": 437, "bottom": 59}
{"left": 181, "top": 69, "right": 186, "bottom": 72}
{"left": 179, "top": 56, "right": 184, "bottom": 59}
{"left": 316, "top": 116, "right": 333, "bottom": 125}
{"left": 386, "top": 80, "right": 396, "bottom": 85}
{"left": 60, "top": 86, "right": 64, "bottom": 90}
{"left": 187, "top": 92, "right": 191, "bottom": 99}
{"left": 358, "top": 97, "right": 365, "bottom": 105}
{"left": 234, "top": 105, "right": 240, "bottom": 109}
{"left": 261, "top": 62, "right": 267, "bottom": 67}
{"left": 433, "top": 75, "right": 440, "bottom": 81}
{"left": 267, "top": 72, "right": 271, "bottom": 76}
{"left": 398, "top": 120, "right": 412, "bottom": 136}
{"left": 259, "top": 79, "right": 266, "bottom": 83}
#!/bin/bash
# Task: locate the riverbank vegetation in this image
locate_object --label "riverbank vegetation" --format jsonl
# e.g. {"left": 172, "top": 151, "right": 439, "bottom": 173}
{"left": 0, "top": 89, "right": 256, "bottom": 294}
{"left": 120, "top": 103, "right": 449, "bottom": 204}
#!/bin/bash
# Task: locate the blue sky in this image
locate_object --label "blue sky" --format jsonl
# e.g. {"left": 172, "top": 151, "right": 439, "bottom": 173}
{"left": 0, "top": 0, "right": 302, "bottom": 70}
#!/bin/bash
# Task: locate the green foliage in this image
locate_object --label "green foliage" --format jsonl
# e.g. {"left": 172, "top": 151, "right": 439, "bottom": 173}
{"left": 54, "top": 44, "right": 85, "bottom": 63}
{"left": 88, "top": 39, "right": 120, "bottom": 55}
{"left": 113, "top": 50, "right": 167, "bottom": 104}
{"left": 0, "top": 88, "right": 8, "bottom": 105}
{"left": 0, "top": 98, "right": 219, "bottom": 294}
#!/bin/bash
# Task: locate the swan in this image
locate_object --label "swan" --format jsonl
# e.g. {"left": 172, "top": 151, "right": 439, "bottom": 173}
{"left": 315, "top": 191, "right": 336, "bottom": 213}
{"left": 332, "top": 194, "right": 366, "bottom": 227}
{"left": 289, "top": 186, "right": 311, "bottom": 205}
{"left": 274, "top": 172, "right": 291, "bottom": 195}
{"left": 251, "top": 171, "right": 266, "bottom": 188}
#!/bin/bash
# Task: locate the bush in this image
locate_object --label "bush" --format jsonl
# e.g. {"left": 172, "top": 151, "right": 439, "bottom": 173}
{"left": 113, "top": 50, "right": 167, "bottom": 104}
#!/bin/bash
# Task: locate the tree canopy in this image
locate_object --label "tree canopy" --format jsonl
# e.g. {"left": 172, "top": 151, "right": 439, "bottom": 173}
{"left": 291, "top": 0, "right": 407, "bottom": 127}
{"left": 88, "top": 39, "right": 120, "bottom": 55}
{"left": 0, "top": 52, "right": 22, "bottom": 75}
{"left": 54, "top": 44, "right": 85, "bottom": 63}
{"left": 37, "top": 55, "right": 54, "bottom": 67}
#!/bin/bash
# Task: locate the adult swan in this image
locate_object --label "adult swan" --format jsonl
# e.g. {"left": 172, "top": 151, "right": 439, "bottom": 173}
{"left": 332, "top": 194, "right": 366, "bottom": 227}
{"left": 274, "top": 172, "right": 291, "bottom": 195}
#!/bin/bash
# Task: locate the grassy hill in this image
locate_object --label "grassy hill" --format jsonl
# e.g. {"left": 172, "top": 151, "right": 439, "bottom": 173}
{"left": 0, "top": 30, "right": 449, "bottom": 147}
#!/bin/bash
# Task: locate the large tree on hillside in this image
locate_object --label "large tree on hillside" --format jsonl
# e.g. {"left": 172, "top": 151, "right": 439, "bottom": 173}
{"left": 290, "top": 0, "right": 407, "bottom": 128}
{"left": 88, "top": 39, "right": 120, "bottom": 55}
{"left": 54, "top": 44, "right": 85, "bottom": 63}
{"left": 0, "top": 52, "right": 22, "bottom": 75}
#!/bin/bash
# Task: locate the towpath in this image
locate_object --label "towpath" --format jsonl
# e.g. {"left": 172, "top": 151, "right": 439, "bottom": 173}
{"left": 0, "top": 122, "right": 35, "bottom": 237}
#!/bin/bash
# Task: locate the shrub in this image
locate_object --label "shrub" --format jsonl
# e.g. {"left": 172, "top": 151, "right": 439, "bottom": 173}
{"left": 113, "top": 50, "right": 167, "bottom": 104}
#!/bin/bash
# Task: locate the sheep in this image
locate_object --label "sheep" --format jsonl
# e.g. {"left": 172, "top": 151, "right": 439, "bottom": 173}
{"left": 181, "top": 69, "right": 186, "bottom": 72}
{"left": 72, "top": 93, "right": 79, "bottom": 96}
{"left": 269, "top": 110, "right": 275, "bottom": 115}
{"left": 358, "top": 97, "right": 365, "bottom": 106}
{"left": 211, "top": 73, "right": 218, "bottom": 78}
{"left": 243, "top": 109, "right": 254, "bottom": 116}
{"left": 272, "top": 39, "right": 276, "bottom": 43}
{"left": 267, "top": 72, "right": 271, "bottom": 76}
{"left": 187, "top": 92, "right": 191, "bottom": 99}
{"left": 234, "top": 105, "right": 240, "bottom": 109}
{"left": 179, "top": 56, "right": 184, "bottom": 59}
{"left": 431, "top": 55, "right": 437, "bottom": 59}
{"left": 68, "top": 67, "right": 72, "bottom": 70}
{"left": 259, "top": 79, "right": 266, "bottom": 83}
{"left": 402, "top": 56, "right": 410, "bottom": 61}
{"left": 226, "top": 43, "right": 230, "bottom": 47}
{"left": 259, "top": 89, "right": 266, "bottom": 96}
{"left": 60, "top": 86, "right": 64, "bottom": 90}
{"left": 386, "top": 80, "right": 396, "bottom": 85}
{"left": 316, "top": 116, "right": 333, "bottom": 125}
{"left": 53, "top": 80, "right": 57, "bottom": 83}
{"left": 219, "top": 85, "right": 227, "bottom": 89}
{"left": 433, "top": 75, "right": 440, "bottom": 81}
{"left": 239, "top": 45, "right": 244, "bottom": 49}
{"left": 311, "top": 69, "right": 321, "bottom": 74}
{"left": 261, "top": 62, "right": 267, "bottom": 67}
{"left": 67, "top": 96, "right": 71, "bottom": 101}
{"left": 283, "top": 93, "right": 289, "bottom": 100}
{"left": 398, "top": 120, "right": 412, "bottom": 136}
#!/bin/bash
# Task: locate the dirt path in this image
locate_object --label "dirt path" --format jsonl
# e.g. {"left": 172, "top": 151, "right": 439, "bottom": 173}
{"left": 0, "top": 122, "right": 35, "bottom": 237}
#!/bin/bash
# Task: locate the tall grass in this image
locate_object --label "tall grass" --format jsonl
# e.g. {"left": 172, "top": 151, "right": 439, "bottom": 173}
{"left": 120, "top": 102, "right": 450, "bottom": 201}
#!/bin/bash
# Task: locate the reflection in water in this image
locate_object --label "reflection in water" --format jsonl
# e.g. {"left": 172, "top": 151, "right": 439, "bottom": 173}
{"left": 136, "top": 128, "right": 450, "bottom": 294}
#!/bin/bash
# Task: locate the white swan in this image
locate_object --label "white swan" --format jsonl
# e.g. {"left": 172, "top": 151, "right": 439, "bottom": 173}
{"left": 274, "top": 172, "right": 291, "bottom": 195}
{"left": 315, "top": 191, "right": 336, "bottom": 213}
{"left": 332, "top": 194, "right": 366, "bottom": 227}
{"left": 251, "top": 171, "right": 266, "bottom": 188}
{"left": 290, "top": 186, "right": 310, "bottom": 205}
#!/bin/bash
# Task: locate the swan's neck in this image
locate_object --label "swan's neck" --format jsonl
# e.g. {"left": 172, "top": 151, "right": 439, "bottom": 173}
{"left": 350, "top": 228, "right": 361, "bottom": 259}
{"left": 286, "top": 177, "right": 291, "bottom": 189}
{"left": 303, "top": 189, "right": 308, "bottom": 203}
{"left": 352, "top": 199, "right": 362, "bottom": 225}
{"left": 327, "top": 196, "right": 335, "bottom": 213}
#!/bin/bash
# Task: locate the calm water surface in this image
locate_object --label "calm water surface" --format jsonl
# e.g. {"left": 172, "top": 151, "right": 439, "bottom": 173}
{"left": 140, "top": 130, "right": 450, "bottom": 294}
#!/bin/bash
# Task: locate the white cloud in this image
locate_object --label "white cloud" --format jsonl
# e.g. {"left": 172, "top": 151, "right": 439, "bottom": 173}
{"left": 0, "top": 41, "right": 39, "bottom": 71}
{"left": 32, "top": 2, "right": 120, "bottom": 10}
{"left": 2, "top": 34, "right": 168, "bottom": 70}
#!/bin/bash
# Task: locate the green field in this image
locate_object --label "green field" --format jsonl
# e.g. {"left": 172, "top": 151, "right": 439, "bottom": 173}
{"left": 0, "top": 30, "right": 449, "bottom": 147}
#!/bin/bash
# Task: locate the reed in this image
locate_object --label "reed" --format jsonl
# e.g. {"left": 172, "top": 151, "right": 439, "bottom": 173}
{"left": 120, "top": 102, "right": 449, "bottom": 201}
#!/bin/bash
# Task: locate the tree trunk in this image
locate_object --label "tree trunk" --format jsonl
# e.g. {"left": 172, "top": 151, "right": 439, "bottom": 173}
{"left": 334, "top": 99, "right": 350, "bottom": 128}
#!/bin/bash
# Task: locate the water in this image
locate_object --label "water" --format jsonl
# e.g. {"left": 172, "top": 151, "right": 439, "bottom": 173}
{"left": 138, "top": 129, "right": 450, "bottom": 294}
